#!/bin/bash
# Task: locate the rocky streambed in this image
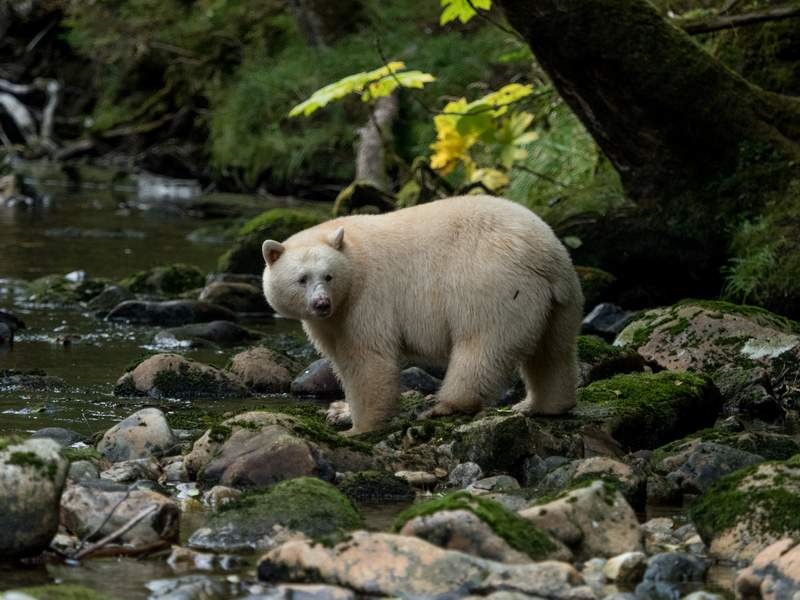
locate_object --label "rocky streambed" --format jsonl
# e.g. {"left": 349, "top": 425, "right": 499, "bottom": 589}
{"left": 2, "top": 180, "right": 800, "bottom": 599}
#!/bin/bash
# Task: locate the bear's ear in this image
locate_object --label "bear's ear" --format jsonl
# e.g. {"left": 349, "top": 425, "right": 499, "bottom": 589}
{"left": 328, "top": 227, "right": 345, "bottom": 251}
{"left": 262, "top": 240, "right": 285, "bottom": 266}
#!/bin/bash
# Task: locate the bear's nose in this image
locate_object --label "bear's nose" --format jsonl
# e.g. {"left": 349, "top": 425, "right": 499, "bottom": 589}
{"left": 313, "top": 298, "right": 331, "bottom": 311}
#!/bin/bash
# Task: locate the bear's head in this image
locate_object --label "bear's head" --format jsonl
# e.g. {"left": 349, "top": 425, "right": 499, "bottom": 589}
{"left": 261, "top": 227, "right": 352, "bottom": 321}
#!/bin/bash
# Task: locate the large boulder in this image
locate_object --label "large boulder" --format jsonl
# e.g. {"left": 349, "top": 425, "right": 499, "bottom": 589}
{"left": 735, "top": 538, "right": 800, "bottom": 600}
{"left": 0, "top": 437, "right": 69, "bottom": 559}
{"left": 106, "top": 299, "right": 237, "bottom": 326}
{"left": 218, "top": 208, "right": 324, "bottom": 274}
{"left": 574, "top": 371, "right": 721, "bottom": 451}
{"left": 97, "top": 408, "right": 177, "bottom": 462}
{"left": 393, "top": 491, "right": 568, "bottom": 562}
{"left": 60, "top": 480, "right": 179, "bottom": 547}
{"left": 185, "top": 412, "right": 334, "bottom": 488}
{"left": 689, "top": 455, "right": 800, "bottom": 561}
{"left": 190, "top": 478, "right": 362, "bottom": 553}
{"left": 198, "top": 281, "right": 272, "bottom": 314}
{"left": 616, "top": 300, "right": 800, "bottom": 418}
{"left": 257, "top": 531, "right": 593, "bottom": 598}
{"left": 520, "top": 479, "right": 643, "bottom": 559}
{"left": 114, "top": 353, "right": 249, "bottom": 400}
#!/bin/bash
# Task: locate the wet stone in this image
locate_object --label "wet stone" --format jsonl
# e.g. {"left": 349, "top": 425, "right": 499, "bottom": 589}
{"left": 97, "top": 407, "right": 178, "bottom": 462}
{"left": 30, "top": 427, "right": 84, "bottom": 447}
{"left": 291, "top": 359, "right": 342, "bottom": 398}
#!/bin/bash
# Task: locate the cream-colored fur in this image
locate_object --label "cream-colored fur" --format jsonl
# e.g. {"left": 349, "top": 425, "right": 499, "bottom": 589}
{"left": 262, "top": 195, "right": 584, "bottom": 434}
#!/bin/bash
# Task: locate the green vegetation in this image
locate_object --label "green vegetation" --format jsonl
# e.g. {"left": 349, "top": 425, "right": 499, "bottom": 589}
{"left": 215, "top": 477, "right": 363, "bottom": 538}
{"left": 339, "top": 470, "right": 415, "bottom": 504}
{"left": 689, "top": 455, "right": 800, "bottom": 544}
{"left": 60, "top": 446, "right": 103, "bottom": 463}
{"left": 119, "top": 263, "right": 205, "bottom": 297}
{"left": 28, "top": 275, "right": 109, "bottom": 305}
{"left": 577, "top": 371, "right": 721, "bottom": 450}
{"left": 7, "top": 451, "right": 59, "bottom": 479}
{"left": 393, "top": 491, "right": 558, "bottom": 560}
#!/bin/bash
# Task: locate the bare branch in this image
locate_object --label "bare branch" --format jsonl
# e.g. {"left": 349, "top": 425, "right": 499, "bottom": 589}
{"left": 73, "top": 504, "right": 159, "bottom": 561}
{"left": 680, "top": 5, "right": 800, "bottom": 35}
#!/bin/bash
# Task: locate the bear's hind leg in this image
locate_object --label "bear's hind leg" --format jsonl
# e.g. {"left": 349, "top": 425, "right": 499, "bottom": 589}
{"left": 514, "top": 304, "right": 580, "bottom": 416}
{"left": 337, "top": 350, "right": 400, "bottom": 435}
{"left": 422, "top": 340, "right": 513, "bottom": 418}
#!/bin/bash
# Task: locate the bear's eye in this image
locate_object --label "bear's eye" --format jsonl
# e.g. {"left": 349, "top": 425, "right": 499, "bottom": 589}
{"left": 298, "top": 275, "right": 308, "bottom": 285}
{"left": 324, "top": 274, "right": 333, "bottom": 282}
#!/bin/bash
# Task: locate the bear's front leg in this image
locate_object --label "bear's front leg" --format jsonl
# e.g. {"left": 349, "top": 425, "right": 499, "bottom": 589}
{"left": 335, "top": 350, "right": 400, "bottom": 435}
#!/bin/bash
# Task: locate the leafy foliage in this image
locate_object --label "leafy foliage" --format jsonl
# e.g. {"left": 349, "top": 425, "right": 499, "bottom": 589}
{"left": 440, "top": 0, "right": 492, "bottom": 25}
{"left": 288, "top": 62, "right": 435, "bottom": 117}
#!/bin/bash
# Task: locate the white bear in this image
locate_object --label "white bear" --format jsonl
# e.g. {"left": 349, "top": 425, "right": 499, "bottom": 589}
{"left": 262, "top": 195, "right": 584, "bottom": 434}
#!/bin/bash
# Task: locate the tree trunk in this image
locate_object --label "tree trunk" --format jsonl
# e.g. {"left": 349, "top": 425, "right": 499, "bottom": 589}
{"left": 495, "top": 0, "right": 800, "bottom": 309}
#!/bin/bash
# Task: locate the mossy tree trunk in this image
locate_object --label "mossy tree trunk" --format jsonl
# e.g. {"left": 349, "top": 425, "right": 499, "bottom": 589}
{"left": 496, "top": 0, "right": 800, "bottom": 308}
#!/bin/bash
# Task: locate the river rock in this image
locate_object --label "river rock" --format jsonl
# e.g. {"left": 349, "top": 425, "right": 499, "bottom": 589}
{"left": 120, "top": 263, "right": 205, "bottom": 297}
{"left": 190, "top": 478, "right": 361, "bottom": 554}
{"left": 199, "top": 281, "right": 272, "bottom": 313}
{"left": 106, "top": 299, "right": 236, "bottom": 326}
{"left": 451, "top": 413, "right": 568, "bottom": 474}
{"left": 115, "top": 353, "right": 248, "bottom": 400}
{"left": 202, "top": 485, "right": 243, "bottom": 511}
{"left": 186, "top": 412, "right": 333, "bottom": 488}
{"left": 154, "top": 320, "right": 260, "bottom": 348}
{"left": 100, "top": 457, "right": 162, "bottom": 483}
{"left": 68, "top": 460, "right": 100, "bottom": 482}
{"left": 60, "top": 480, "right": 179, "bottom": 546}
{"left": 735, "top": 538, "right": 800, "bottom": 600}
{"left": 539, "top": 456, "right": 644, "bottom": 508}
{"left": 574, "top": 371, "right": 721, "bottom": 451}
{"left": 576, "top": 335, "right": 647, "bottom": 386}
{"left": 634, "top": 552, "right": 709, "bottom": 600}
{"left": 291, "top": 359, "right": 342, "bottom": 398}
{"left": 520, "top": 479, "right": 643, "bottom": 559}
{"left": 338, "top": 470, "right": 415, "bottom": 504}
{"left": 145, "top": 575, "right": 226, "bottom": 600}
{"left": 582, "top": 303, "right": 637, "bottom": 340}
{"left": 616, "top": 300, "right": 800, "bottom": 419}
{"left": 85, "top": 284, "right": 134, "bottom": 315}
{"left": 228, "top": 346, "right": 296, "bottom": 392}
{"left": 0, "top": 322, "right": 11, "bottom": 345}
{"left": 0, "top": 369, "right": 65, "bottom": 391}
{"left": 97, "top": 407, "right": 177, "bottom": 461}
{"left": 254, "top": 584, "right": 356, "bottom": 599}
{"left": 603, "top": 551, "right": 647, "bottom": 584}
{"left": 448, "top": 462, "right": 484, "bottom": 488}
{"left": 257, "top": 531, "right": 592, "bottom": 598}
{"left": 30, "top": 427, "right": 83, "bottom": 447}
{"left": 653, "top": 439, "right": 763, "bottom": 496}
{"left": 0, "top": 308, "right": 25, "bottom": 332}
{"left": 690, "top": 455, "right": 800, "bottom": 561}
{"left": 0, "top": 437, "right": 69, "bottom": 559}
{"left": 399, "top": 367, "right": 442, "bottom": 394}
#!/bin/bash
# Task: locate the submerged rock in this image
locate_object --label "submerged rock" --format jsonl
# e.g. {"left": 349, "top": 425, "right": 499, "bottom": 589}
{"left": 154, "top": 319, "right": 260, "bottom": 348}
{"left": 106, "top": 299, "right": 236, "bottom": 326}
{"left": 0, "top": 437, "right": 69, "bottom": 559}
{"left": 97, "top": 407, "right": 177, "bottom": 462}
{"left": 115, "top": 353, "right": 248, "bottom": 400}
{"left": 60, "top": 480, "right": 179, "bottom": 547}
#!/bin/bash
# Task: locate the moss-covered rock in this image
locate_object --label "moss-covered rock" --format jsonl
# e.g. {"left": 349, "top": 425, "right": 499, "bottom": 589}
{"left": 689, "top": 454, "right": 800, "bottom": 561}
{"left": 211, "top": 477, "right": 363, "bottom": 539}
{"left": 577, "top": 335, "right": 646, "bottom": 384}
{"left": 615, "top": 300, "right": 800, "bottom": 417}
{"left": 217, "top": 208, "right": 325, "bottom": 274}
{"left": 27, "top": 274, "right": 109, "bottom": 305}
{"left": 575, "top": 371, "right": 721, "bottom": 451}
{"left": 652, "top": 429, "right": 800, "bottom": 468}
{"left": 338, "top": 470, "right": 415, "bottom": 504}
{"left": 393, "top": 491, "right": 559, "bottom": 561}
{"left": 2, "top": 584, "right": 112, "bottom": 599}
{"left": 119, "top": 263, "right": 205, "bottom": 297}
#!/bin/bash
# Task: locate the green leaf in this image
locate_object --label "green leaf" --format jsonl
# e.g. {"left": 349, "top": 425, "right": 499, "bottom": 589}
{"left": 440, "top": 0, "right": 492, "bottom": 25}
{"left": 363, "top": 70, "right": 436, "bottom": 102}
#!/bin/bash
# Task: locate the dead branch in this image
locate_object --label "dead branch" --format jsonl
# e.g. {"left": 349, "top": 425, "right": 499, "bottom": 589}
{"left": 680, "top": 4, "right": 800, "bottom": 35}
{"left": 73, "top": 504, "right": 158, "bottom": 561}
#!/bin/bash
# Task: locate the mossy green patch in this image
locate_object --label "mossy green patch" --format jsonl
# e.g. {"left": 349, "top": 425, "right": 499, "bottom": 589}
{"left": 7, "top": 450, "right": 58, "bottom": 479}
{"left": 28, "top": 275, "right": 110, "bottom": 305}
{"left": 119, "top": 263, "right": 205, "bottom": 297}
{"left": 339, "top": 470, "right": 415, "bottom": 504}
{"left": 5, "top": 584, "right": 113, "bottom": 600}
{"left": 689, "top": 456, "right": 800, "bottom": 544}
{"left": 215, "top": 476, "right": 363, "bottom": 539}
{"left": 392, "top": 491, "right": 557, "bottom": 560}
{"left": 577, "top": 371, "right": 721, "bottom": 450}
{"left": 578, "top": 335, "right": 622, "bottom": 363}
{"left": 218, "top": 208, "right": 325, "bottom": 274}
{"left": 60, "top": 446, "right": 103, "bottom": 463}
{"left": 675, "top": 299, "right": 800, "bottom": 333}
{"left": 574, "top": 266, "right": 616, "bottom": 307}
